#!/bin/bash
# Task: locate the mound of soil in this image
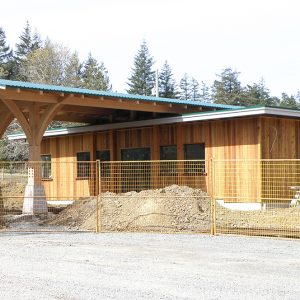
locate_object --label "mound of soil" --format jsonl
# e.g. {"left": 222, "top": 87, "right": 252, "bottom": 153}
{"left": 0, "top": 182, "right": 25, "bottom": 212}
{"left": 46, "top": 185, "right": 211, "bottom": 232}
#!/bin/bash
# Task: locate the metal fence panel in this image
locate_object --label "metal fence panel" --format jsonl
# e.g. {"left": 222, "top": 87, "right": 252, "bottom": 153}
{"left": 97, "top": 160, "right": 212, "bottom": 233}
{"left": 0, "top": 161, "right": 98, "bottom": 232}
{"left": 213, "top": 159, "right": 300, "bottom": 238}
{"left": 1, "top": 159, "right": 300, "bottom": 238}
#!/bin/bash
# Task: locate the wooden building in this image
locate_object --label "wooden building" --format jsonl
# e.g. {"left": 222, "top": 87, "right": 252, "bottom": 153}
{"left": 2, "top": 79, "right": 300, "bottom": 211}
{"left": 9, "top": 106, "right": 300, "bottom": 204}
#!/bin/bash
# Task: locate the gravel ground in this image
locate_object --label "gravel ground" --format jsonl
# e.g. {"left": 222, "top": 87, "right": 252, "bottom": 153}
{"left": 0, "top": 233, "right": 299, "bottom": 300}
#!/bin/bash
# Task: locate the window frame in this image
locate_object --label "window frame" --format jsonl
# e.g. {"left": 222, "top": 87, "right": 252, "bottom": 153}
{"left": 120, "top": 147, "right": 151, "bottom": 161}
{"left": 160, "top": 145, "right": 177, "bottom": 175}
{"left": 183, "top": 143, "right": 206, "bottom": 175}
{"left": 41, "top": 154, "right": 52, "bottom": 180}
{"left": 96, "top": 150, "right": 111, "bottom": 177}
{"left": 76, "top": 151, "right": 91, "bottom": 178}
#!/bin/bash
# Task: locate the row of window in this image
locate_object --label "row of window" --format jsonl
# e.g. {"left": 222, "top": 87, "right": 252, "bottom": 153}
{"left": 41, "top": 143, "right": 205, "bottom": 178}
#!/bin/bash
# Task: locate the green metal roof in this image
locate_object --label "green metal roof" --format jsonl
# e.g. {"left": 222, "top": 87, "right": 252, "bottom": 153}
{"left": 0, "top": 79, "right": 240, "bottom": 110}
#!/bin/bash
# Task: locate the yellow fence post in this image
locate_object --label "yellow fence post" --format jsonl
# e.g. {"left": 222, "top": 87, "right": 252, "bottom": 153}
{"left": 210, "top": 158, "right": 216, "bottom": 235}
{"left": 96, "top": 160, "right": 101, "bottom": 233}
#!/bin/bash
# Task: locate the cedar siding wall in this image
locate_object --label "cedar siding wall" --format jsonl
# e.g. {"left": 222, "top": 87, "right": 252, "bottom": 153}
{"left": 41, "top": 117, "right": 260, "bottom": 201}
{"left": 261, "top": 117, "right": 300, "bottom": 159}
{"left": 260, "top": 117, "right": 300, "bottom": 201}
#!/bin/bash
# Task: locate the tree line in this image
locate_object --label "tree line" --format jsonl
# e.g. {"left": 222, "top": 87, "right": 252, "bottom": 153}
{"left": 1, "top": 21, "right": 300, "bottom": 109}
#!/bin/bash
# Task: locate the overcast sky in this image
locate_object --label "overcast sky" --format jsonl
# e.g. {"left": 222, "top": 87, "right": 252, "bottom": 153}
{"left": 1, "top": 0, "right": 300, "bottom": 96}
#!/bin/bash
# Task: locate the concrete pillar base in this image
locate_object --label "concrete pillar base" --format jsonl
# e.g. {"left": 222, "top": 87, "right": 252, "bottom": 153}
{"left": 22, "top": 184, "right": 48, "bottom": 215}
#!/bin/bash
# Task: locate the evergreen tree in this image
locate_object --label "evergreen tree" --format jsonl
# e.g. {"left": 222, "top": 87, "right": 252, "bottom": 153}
{"left": 64, "top": 52, "right": 82, "bottom": 87}
{"left": 81, "top": 53, "right": 111, "bottom": 91}
{"left": 279, "top": 93, "right": 299, "bottom": 109}
{"left": 296, "top": 91, "right": 300, "bottom": 104}
{"left": 127, "top": 41, "right": 155, "bottom": 95}
{"left": 12, "top": 21, "right": 42, "bottom": 80}
{"left": 240, "top": 78, "right": 282, "bottom": 106}
{"left": 190, "top": 77, "right": 200, "bottom": 101}
{"left": 158, "top": 60, "right": 177, "bottom": 98}
{"left": 179, "top": 73, "right": 192, "bottom": 100}
{"left": 212, "top": 68, "right": 243, "bottom": 105}
{"left": 241, "top": 78, "right": 271, "bottom": 106}
{"left": 15, "top": 21, "right": 41, "bottom": 60}
{"left": 0, "top": 27, "right": 12, "bottom": 79}
{"left": 199, "top": 81, "right": 211, "bottom": 102}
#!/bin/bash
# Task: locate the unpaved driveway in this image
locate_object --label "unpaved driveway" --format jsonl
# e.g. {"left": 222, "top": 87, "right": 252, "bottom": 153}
{"left": 0, "top": 233, "right": 299, "bottom": 299}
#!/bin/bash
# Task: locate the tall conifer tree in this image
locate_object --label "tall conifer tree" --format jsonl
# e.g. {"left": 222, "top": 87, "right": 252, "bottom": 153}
{"left": 158, "top": 60, "right": 177, "bottom": 98}
{"left": 81, "top": 53, "right": 111, "bottom": 91}
{"left": 12, "top": 21, "right": 42, "bottom": 80}
{"left": 190, "top": 77, "right": 200, "bottom": 101}
{"left": 179, "top": 73, "right": 192, "bottom": 100}
{"left": 127, "top": 41, "right": 155, "bottom": 96}
{"left": 0, "top": 27, "right": 12, "bottom": 78}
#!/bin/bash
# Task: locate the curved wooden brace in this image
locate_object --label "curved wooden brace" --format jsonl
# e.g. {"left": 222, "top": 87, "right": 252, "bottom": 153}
{"left": 0, "top": 112, "right": 14, "bottom": 138}
{"left": 36, "top": 102, "right": 65, "bottom": 143}
{"left": 0, "top": 98, "right": 33, "bottom": 144}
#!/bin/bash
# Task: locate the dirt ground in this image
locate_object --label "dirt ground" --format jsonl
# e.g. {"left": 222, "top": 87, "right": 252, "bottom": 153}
{"left": 217, "top": 206, "right": 300, "bottom": 231}
{"left": 1, "top": 184, "right": 300, "bottom": 235}
{"left": 45, "top": 185, "right": 211, "bottom": 232}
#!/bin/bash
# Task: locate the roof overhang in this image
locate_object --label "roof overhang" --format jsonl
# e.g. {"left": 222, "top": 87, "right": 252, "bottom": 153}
{"left": 8, "top": 106, "right": 300, "bottom": 140}
{"left": 0, "top": 79, "right": 238, "bottom": 125}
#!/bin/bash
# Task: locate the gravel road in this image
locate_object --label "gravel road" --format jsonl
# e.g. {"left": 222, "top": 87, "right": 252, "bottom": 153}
{"left": 0, "top": 233, "right": 299, "bottom": 300}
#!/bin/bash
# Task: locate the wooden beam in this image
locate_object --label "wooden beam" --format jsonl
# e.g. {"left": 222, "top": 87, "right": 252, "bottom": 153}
{"left": 59, "top": 106, "right": 114, "bottom": 115}
{"left": 36, "top": 95, "right": 75, "bottom": 143}
{"left": 0, "top": 88, "right": 200, "bottom": 114}
{"left": 36, "top": 103, "right": 64, "bottom": 143}
{"left": 53, "top": 115, "right": 98, "bottom": 123}
{"left": 62, "top": 96, "right": 196, "bottom": 114}
{"left": 0, "top": 89, "right": 58, "bottom": 103}
{"left": 0, "top": 98, "right": 33, "bottom": 144}
{"left": 0, "top": 112, "right": 13, "bottom": 138}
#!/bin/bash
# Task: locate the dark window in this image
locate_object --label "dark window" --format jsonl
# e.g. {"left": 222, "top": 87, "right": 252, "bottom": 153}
{"left": 121, "top": 148, "right": 151, "bottom": 161}
{"left": 41, "top": 154, "right": 51, "bottom": 179}
{"left": 96, "top": 150, "right": 110, "bottom": 177}
{"left": 160, "top": 145, "right": 177, "bottom": 174}
{"left": 96, "top": 150, "right": 110, "bottom": 161}
{"left": 160, "top": 145, "right": 177, "bottom": 160}
{"left": 77, "top": 152, "right": 90, "bottom": 178}
{"left": 121, "top": 148, "right": 151, "bottom": 192}
{"left": 184, "top": 143, "right": 205, "bottom": 174}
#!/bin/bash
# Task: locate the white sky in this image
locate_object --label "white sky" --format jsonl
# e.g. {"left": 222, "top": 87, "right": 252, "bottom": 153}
{"left": 1, "top": 0, "right": 300, "bottom": 96}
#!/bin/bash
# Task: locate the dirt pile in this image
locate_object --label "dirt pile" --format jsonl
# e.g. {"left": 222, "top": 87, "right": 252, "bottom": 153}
{"left": 46, "top": 185, "right": 211, "bottom": 232}
{"left": 0, "top": 182, "right": 25, "bottom": 212}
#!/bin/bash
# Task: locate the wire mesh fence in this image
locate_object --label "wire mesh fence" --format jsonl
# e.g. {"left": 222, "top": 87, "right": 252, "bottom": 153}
{"left": 0, "top": 159, "right": 300, "bottom": 238}
{"left": 213, "top": 159, "right": 300, "bottom": 238}
{"left": 98, "top": 160, "right": 211, "bottom": 233}
{"left": 0, "top": 161, "right": 98, "bottom": 232}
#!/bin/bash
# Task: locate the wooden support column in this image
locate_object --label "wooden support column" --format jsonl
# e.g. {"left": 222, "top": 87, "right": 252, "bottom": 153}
{"left": 0, "top": 96, "right": 67, "bottom": 214}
